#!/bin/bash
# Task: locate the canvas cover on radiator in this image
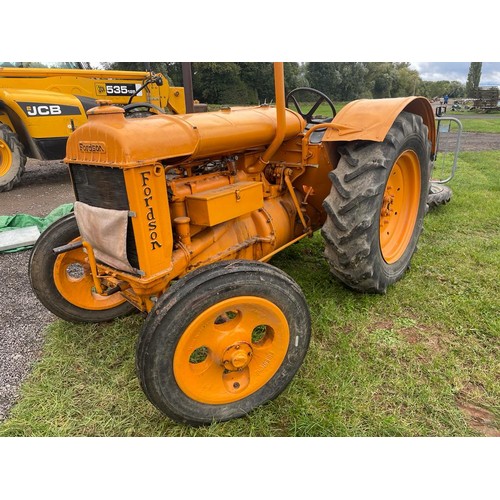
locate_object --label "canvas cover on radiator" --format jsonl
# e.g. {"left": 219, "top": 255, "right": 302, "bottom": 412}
{"left": 74, "top": 201, "right": 137, "bottom": 274}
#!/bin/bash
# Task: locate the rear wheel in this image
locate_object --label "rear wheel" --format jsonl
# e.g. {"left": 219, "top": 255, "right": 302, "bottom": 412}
{"left": 427, "top": 182, "right": 452, "bottom": 209}
{"left": 29, "top": 214, "right": 136, "bottom": 322}
{"left": 321, "top": 111, "right": 431, "bottom": 293}
{"left": 136, "top": 260, "right": 311, "bottom": 425}
{"left": 0, "top": 124, "right": 27, "bottom": 192}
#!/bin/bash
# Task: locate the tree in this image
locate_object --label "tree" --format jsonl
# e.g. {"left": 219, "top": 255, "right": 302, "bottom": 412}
{"left": 306, "top": 63, "right": 368, "bottom": 101}
{"left": 238, "top": 63, "right": 274, "bottom": 103}
{"left": 391, "top": 65, "right": 422, "bottom": 97}
{"left": 306, "top": 62, "right": 338, "bottom": 98}
{"left": 102, "top": 62, "right": 180, "bottom": 86}
{"left": 364, "top": 63, "right": 401, "bottom": 98}
{"left": 465, "top": 62, "right": 482, "bottom": 97}
{"left": 191, "top": 63, "right": 259, "bottom": 104}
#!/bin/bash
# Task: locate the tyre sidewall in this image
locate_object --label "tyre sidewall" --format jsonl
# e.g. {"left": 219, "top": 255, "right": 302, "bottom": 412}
{"left": 375, "top": 132, "right": 430, "bottom": 284}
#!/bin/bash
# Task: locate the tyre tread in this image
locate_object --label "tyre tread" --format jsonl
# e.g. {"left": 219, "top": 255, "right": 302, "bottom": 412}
{"left": 321, "top": 111, "right": 431, "bottom": 293}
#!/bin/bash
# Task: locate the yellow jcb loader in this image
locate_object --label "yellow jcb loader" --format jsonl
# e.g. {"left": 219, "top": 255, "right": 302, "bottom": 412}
{"left": 0, "top": 62, "right": 185, "bottom": 192}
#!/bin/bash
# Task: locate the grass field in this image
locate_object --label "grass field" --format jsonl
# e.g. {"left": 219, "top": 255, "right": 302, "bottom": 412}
{"left": 1, "top": 120, "right": 498, "bottom": 437}
{"left": 460, "top": 118, "right": 500, "bottom": 133}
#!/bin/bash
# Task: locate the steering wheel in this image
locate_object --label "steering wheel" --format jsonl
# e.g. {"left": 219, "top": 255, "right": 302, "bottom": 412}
{"left": 123, "top": 102, "right": 165, "bottom": 118}
{"left": 286, "top": 87, "right": 336, "bottom": 125}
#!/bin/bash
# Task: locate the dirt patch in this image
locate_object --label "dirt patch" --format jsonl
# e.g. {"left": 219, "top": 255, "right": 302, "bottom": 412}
{"left": 0, "top": 160, "right": 74, "bottom": 216}
{"left": 439, "top": 131, "right": 500, "bottom": 152}
{"left": 371, "top": 318, "right": 444, "bottom": 354}
{"left": 457, "top": 400, "right": 500, "bottom": 437}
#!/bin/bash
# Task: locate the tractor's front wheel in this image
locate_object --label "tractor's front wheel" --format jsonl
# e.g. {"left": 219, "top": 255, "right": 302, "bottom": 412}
{"left": 321, "top": 111, "right": 431, "bottom": 293}
{"left": 136, "top": 260, "right": 311, "bottom": 425}
{"left": 29, "top": 214, "right": 136, "bottom": 322}
{"left": 0, "top": 125, "right": 27, "bottom": 192}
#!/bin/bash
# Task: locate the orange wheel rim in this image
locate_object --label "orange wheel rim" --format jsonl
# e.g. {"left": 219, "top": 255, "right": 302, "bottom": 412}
{"left": 0, "top": 139, "right": 13, "bottom": 177}
{"left": 173, "top": 296, "right": 290, "bottom": 405}
{"left": 379, "top": 150, "right": 421, "bottom": 264}
{"left": 53, "top": 239, "right": 128, "bottom": 310}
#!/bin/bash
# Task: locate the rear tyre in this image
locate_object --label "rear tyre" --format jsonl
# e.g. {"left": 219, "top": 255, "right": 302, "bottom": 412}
{"left": 29, "top": 214, "right": 136, "bottom": 323}
{"left": 136, "top": 260, "right": 311, "bottom": 425}
{"left": 321, "top": 111, "right": 431, "bottom": 293}
{"left": 427, "top": 182, "right": 452, "bottom": 210}
{"left": 0, "top": 124, "right": 27, "bottom": 192}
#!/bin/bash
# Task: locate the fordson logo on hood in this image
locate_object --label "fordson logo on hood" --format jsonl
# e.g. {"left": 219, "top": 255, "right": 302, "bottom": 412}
{"left": 78, "top": 141, "right": 106, "bottom": 153}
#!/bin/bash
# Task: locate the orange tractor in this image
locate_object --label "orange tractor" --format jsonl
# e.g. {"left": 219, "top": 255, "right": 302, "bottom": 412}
{"left": 30, "top": 63, "right": 439, "bottom": 425}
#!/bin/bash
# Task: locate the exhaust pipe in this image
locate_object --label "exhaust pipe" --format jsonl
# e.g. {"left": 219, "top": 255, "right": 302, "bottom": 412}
{"left": 248, "top": 62, "right": 286, "bottom": 172}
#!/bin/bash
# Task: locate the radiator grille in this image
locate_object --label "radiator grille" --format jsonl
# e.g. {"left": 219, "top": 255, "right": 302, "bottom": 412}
{"left": 70, "top": 164, "right": 139, "bottom": 269}
{"left": 70, "top": 164, "right": 129, "bottom": 210}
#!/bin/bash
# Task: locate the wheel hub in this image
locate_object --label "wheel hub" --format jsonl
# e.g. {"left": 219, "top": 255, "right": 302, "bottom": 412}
{"left": 173, "top": 295, "right": 291, "bottom": 405}
{"left": 222, "top": 342, "right": 253, "bottom": 371}
{"left": 379, "top": 149, "right": 420, "bottom": 264}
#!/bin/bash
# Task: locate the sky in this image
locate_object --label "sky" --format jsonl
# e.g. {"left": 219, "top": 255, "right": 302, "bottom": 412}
{"left": 410, "top": 62, "right": 500, "bottom": 86}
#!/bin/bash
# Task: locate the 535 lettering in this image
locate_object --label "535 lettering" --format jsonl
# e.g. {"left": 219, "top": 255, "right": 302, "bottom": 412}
{"left": 106, "top": 84, "right": 138, "bottom": 96}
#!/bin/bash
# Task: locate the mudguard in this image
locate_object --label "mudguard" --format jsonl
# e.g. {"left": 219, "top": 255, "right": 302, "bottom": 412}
{"left": 323, "top": 96, "right": 436, "bottom": 154}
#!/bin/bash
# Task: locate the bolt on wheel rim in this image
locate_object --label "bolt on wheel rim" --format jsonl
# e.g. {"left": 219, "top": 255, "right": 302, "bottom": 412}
{"left": 173, "top": 296, "right": 290, "bottom": 405}
{"left": 379, "top": 149, "right": 421, "bottom": 264}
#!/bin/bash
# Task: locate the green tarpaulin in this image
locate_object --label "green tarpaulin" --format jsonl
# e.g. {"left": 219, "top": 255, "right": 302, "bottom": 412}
{"left": 0, "top": 203, "right": 74, "bottom": 253}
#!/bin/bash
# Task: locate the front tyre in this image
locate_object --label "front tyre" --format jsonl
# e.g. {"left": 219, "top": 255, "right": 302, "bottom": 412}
{"left": 0, "top": 124, "right": 27, "bottom": 192}
{"left": 29, "top": 214, "right": 136, "bottom": 323}
{"left": 321, "top": 111, "right": 431, "bottom": 293}
{"left": 136, "top": 260, "right": 311, "bottom": 425}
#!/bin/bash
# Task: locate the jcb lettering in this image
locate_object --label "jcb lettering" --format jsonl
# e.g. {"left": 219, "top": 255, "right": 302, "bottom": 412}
{"left": 26, "top": 105, "right": 62, "bottom": 116}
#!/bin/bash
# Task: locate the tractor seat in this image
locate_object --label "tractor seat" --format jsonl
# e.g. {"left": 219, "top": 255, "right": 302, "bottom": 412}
{"left": 306, "top": 117, "right": 334, "bottom": 144}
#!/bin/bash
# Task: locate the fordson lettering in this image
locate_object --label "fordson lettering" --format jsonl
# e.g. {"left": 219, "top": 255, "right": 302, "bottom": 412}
{"left": 78, "top": 142, "right": 106, "bottom": 153}
{"left": 141, "top": 171, "right": 162, "bottom": 250}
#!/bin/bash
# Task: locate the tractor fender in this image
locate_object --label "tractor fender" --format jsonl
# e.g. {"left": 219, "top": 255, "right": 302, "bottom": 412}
{"left": 323, "top": 96, "right": 436, "bottom": 154}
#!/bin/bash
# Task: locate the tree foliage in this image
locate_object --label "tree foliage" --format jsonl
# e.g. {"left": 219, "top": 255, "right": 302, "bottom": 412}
{"left": 307, "top": 62, "right": 368, "bottom": 101}
{"left": 465, "top": 62, "right": 482, "bottom": 97}
{"left": 104, "top": 62, "right": 467, "bottom": 104}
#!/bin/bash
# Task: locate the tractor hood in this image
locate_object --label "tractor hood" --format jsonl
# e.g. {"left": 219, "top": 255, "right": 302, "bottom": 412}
{"left": 65, "top": 103, "right": 305, "bottom": 167}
